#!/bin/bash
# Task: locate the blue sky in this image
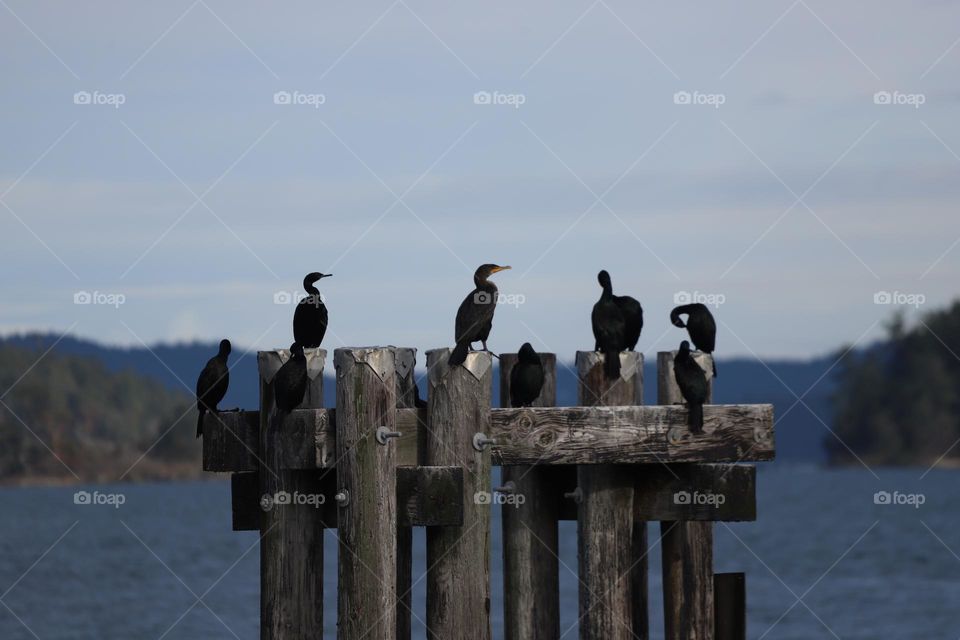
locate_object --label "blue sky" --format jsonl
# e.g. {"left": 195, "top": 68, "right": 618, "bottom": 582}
{"left": 2, "top": 0, "right": 959, "bottom": 359}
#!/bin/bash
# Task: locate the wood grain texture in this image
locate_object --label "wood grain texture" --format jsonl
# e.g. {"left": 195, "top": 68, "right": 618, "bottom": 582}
{"left": 499, "top": 352, "right": 559, "bottom": 640}
{"left": 658, "top": 351, "right": 714, "bottom": 640}
{"left": 203, "top": 410, "right": 259, "bottom": 472}
{"left": 258, "top": 350, "right": 326, "bottom": 640}
{"left": 424, "top": 348, "right": 492, "bottom": 640}
{"left": 576, "top": 351, "right": 645, "bottom": 640}
{"left": 335, "top": 348, "right": 398, "bottom": 640}
{"left": 714, "top": 573, "right": 746, "bottom": 640}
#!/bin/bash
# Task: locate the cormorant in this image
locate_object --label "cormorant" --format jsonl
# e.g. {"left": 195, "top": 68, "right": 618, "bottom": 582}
{"left": 195, "top": 339, "right": 231, "bottom": 438}
{"left": 293, "top": 272, "right": 331, "bottom": 348}
{"left": 670, "top": 303, "right": 717, "bottom": 376}
{"left": 674, "top": 340, "right": 708, "bottom": 433}
{"left": 510, "top": 342, "right": 545, "bottom": 408}
{"left": 448, "top": 264, "right": 511, "bottom": 366}
{"left": 592, "top": 270, "right": 628, "bottom": 379}
{"left": 274, "top": 343, "right": 308, "bottom": 414}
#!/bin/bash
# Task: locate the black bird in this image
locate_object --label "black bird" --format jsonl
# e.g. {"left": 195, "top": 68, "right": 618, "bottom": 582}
{"left": 196, "top": 339, "right": 231, "bottom": 438}
{"left": 510, "top": 342, "right": 545, "bottom": 408}
{"left": 293, "top": 272, "right": 331, "bottom": 348}
{"left": 592, "top": 270, "right": 628, "bottom": 379}
{"left": 449, "top": 264, "right": 511, "bottom": 366}
{"left": 674, "top": 340, "right": 708, "bottom": 433}
{"left": 670, "top": 303, "right": 717, "bottom": 376}
{"left": 274, "top": 343, "right": 308, "bottom": 414}
{"left": 604, "top": 271, "right": 643, "bottom": 350}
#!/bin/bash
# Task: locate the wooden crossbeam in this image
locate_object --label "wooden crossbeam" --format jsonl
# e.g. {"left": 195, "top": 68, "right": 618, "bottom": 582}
{"left": 203, "top": 404, "right": 774, "bottom": 472}
{"left": 229, "top": 465, "right": 464, "bottom": 531}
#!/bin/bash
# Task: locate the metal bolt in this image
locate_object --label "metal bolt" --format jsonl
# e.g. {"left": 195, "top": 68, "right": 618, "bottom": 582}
{"left": 667, "top": 426, "right": 685, "bottom": 445}
{"left": 494, "top": 481, "right": 516, "bottom": 495}
{"left": 473, "top": 433, "right": 496, "bottom": 451}
{"left": 334, "top": 490, "right": 350, "bottom": 507}
{"left": 376, "top": 426, "right": 402, "bottom": 445}
{"left": 564, "top": 487, "right": 582, "bottom": 504}
{"left": 753, "top": 426, "right": 770, "bottom": 443}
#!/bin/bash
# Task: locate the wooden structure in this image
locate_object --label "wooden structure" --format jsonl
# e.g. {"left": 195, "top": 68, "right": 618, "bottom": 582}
{"left": 203, "top": 345, "right": 774, "bottom": 639}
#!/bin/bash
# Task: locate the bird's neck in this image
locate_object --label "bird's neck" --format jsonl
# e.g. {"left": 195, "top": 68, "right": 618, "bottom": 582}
{"left": 304, "top": 282, "right": 319, "bottom": 295}
{"left": 475, "top": 277, "right": 497, "bottom": 292}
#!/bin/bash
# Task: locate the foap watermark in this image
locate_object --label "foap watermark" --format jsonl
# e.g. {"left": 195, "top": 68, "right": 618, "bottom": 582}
{"left": 274, "top": 291, "right": 326, "bottom": 306}
{"left": 473, "top": 90, "right": 526, "bottom": 109}
{"left": 873, "top": 91, "right": 925, "bottom": 109}
{"left": 673, "top": 490, "right": 726, "bottom": 507}
{"left": 74, "top": 290, "right": 126, "bottom": 308}
{"left": 474, "top": 490, "right": 526, "bottom": 508}
{"left": 73, "top": 90, "right": 126, "bottom": 109}
{"left": 673, "top": 90, "right": 725, "bottom": 109}
{"left": 473, "top": 291, "right": 526, "bottom": 308}
{"left": 273, "top": 90, "right": 326, "bottom": 109}
{"left": 874, "top": 490, "right": 924, "bottom": 509}
{"left": 74, "top": 490, "right": 126, "bottom": 509}
{"left": 874, "top": 291, "right": 925, "bottom": 308}
{"left": 674, "top": 290, "right": 725, "bottom": 308}
{"left": 260, "top": 491, "right": 326, "bottom": 511}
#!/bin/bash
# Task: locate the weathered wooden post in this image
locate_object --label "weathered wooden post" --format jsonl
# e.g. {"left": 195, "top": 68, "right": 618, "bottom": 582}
{"left": 258, "top": 347, "right": 327, "bottom": 640}
{"left": 425, "top": 349, "right": 493, "bottom": 640}
{"left": 575, "top": 351, "right": 645, "bottom": 640}
{"left": 335, "top": 347, "right": 399, "bottom": 639}
{"left": 714, "top": 573, "right": 746, "bottom": 640}
{"left": 499, "top": 351, "right": 559, "bottom": 640}
{"left": 393, "top": 347, "right": 418, "bottom": 640}
{"left": 658, "top": 350, "right": 715, "bottom": 640}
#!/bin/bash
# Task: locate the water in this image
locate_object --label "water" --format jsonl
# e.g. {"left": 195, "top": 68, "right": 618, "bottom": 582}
{"left": 0, "top": 466, "right": 955, "bottom": 639}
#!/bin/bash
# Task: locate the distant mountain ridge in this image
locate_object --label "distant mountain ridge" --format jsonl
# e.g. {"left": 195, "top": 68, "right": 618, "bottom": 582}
{"left": 1, "top": 333, "right": 838, "bottom": 462}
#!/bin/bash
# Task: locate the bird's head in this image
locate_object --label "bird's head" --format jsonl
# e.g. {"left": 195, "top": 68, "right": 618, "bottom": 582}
{"left": 289, "top": 342, "right": 305, "bottom": 359}
{"left": 218, "top": 339, "right": 232, "bottom": 357}
{"left": 678, "top": 340, "right": 691, "bottom": 355}
{"left": 518, "top": 342, "right": 538, "bottom": 362}
{"left": 474, "top": 264, "right": 511, "bottom": 284}
{"left": 597, "top": 270, "right": 612, "bottom": 290}
{"left": 303, "top": 272, "right": 332, "bottom": 289}
{"left": 671, "top": 307, "right": 688, "bottom": 328}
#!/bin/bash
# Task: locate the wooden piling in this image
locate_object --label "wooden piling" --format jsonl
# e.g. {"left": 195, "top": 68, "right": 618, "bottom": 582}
{"left": 575, "top": 351, "right": 645, "bottom": 640}
{"left": 258, "top": 347, "right": 327, "bottom": 640}
{"left": 394, "top": 347, "right": 418, "bottom": 640}
{"left": 658, "top": 350, "right": 715, "bottom": 640}
{"left": 424, "top": 349, "right": 493, "bottom": 640}
{"left": 714, "top": 573, "right": 746, "bottom": 640}
{"left": 499, "top": 352, "right": 559, "bottom": 640}
{"left": 335, "top": 347, "right": 398, "bottom": 639}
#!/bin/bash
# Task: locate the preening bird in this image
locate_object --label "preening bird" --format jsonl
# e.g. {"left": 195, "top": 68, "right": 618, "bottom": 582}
{"left": 274, "top": 343, "right": 308, "bottom": 414}
{"left": 448, "top": 264, "right": 511, "bottom": 366}
{"left": 670, "top": 302, "right": 717, "bottom": 377}
{"left": 510, "top": 342, "right": 545, "bottom": 408}
{"left": 592, "top": 270, "right": 630, "bottom": 379}
{"left": 674, "top": 340, "right": 708, "bottom": 433}
{"left": 293, "top": 272, "right": 331, "bottom": 348}
{"left": 196, "top": 339, "right": 231, "bottom": 438}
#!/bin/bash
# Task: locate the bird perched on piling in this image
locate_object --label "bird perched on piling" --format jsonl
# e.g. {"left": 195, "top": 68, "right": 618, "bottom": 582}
{"left": 448, "top": 264, "right": 511, "bottom": 366}
{"left": 274, "top": 343, "right": 308, "bottom": 414}
{"left": 293, "top": 272, "right": 331, "bottom": 348}
{"left": 592, "top": 270, "right": 637, "bottom": 379}
{"left": 510, "top": 342, "right": 545, "bottom": 408}
{"left": 674, "top": 340, "right": 708, "bottom": 433}
{"left": 195, "top": 339, "right": 231, "bottom": 438}
{"left": 670, "top": 302, "right": 717, "bottom": 377}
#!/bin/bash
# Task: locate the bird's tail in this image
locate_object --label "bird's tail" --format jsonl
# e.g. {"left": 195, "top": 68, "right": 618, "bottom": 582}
{"left": 448, "top": 341, "right": 470, "bottom": 366}
{"left": 196, "top": 408, "right": 205, "bottom": 438}
{"left": 689, "top": 403, "right": 703, "bottom": 433}
{"left": 604, "top": 349, "right": 621, "bottom": 380}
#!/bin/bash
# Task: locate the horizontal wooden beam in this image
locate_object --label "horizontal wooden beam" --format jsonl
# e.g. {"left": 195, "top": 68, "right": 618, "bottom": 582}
{"left": 490, "top": 405, "right": 774, "bottom": 465}
{"left": 230, "top": 465, "right": 463, "bottom": 531}
{"left": 548, "top": 464, "right": 756, "bottom": 522}
{"left": 205, "top": 404, "right": 774, "bottom": 473}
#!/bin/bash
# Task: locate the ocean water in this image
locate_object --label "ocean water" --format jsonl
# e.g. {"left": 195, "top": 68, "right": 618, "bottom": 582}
{"left": 0, "top": 465, "right": 955, "bottom": 639}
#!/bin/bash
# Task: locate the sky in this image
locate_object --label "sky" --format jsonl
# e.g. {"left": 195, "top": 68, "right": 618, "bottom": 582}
{"left": 1, "top": 0, "right": 959, "bottom": 360}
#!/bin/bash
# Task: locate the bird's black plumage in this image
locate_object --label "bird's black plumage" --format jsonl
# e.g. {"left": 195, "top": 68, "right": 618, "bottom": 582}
{"left": 510, "top": 342, "right": 545, "bottom": 408}
{"left": 591, "top": 270, "right": 628, "bottom": 379}
{"left": 274, "top": 343, "right": 308, "bottom": 414}
{"left": 449, "top": 264, "right": 511, "bottom": 366}
{"left": 196, "top": 339, "right": 231, "bottom": 438}
{"left": 293, "top": 272, "right": 331, "bottom": 348}
{"left": 674, "top": 340, "right": 708, "bottom": 433}
{"left": 670, "top": 303, "right": 717, "bottom": 377}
